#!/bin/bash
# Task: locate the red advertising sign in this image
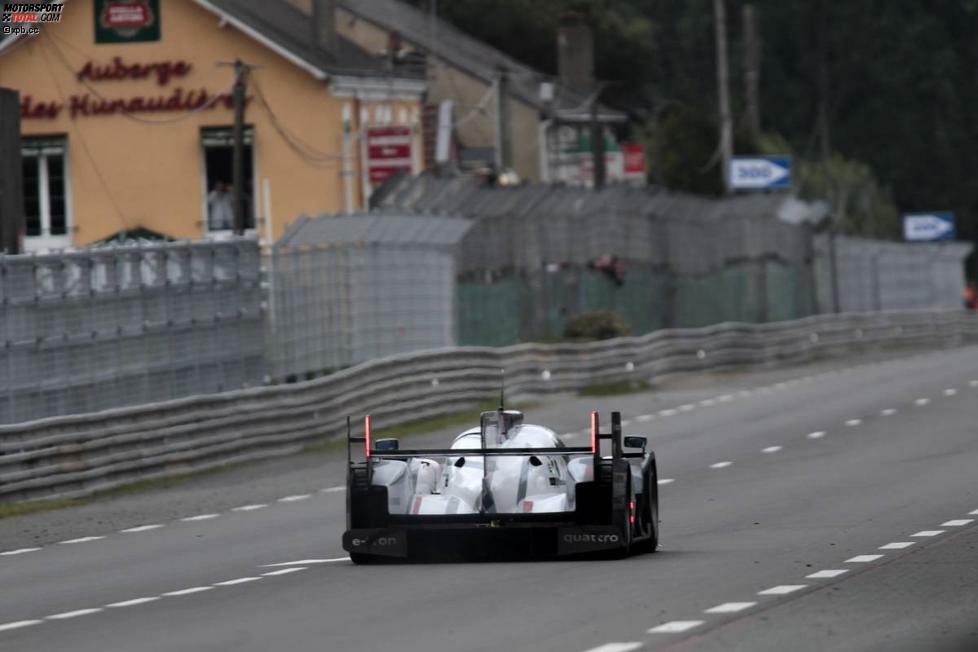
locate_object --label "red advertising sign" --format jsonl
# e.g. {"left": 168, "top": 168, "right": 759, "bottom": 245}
{"left": 367, "top": 126, "right": 414, "bottom": 184}
{"left": 622, "top": 143, "right": 646, "bottom": 180}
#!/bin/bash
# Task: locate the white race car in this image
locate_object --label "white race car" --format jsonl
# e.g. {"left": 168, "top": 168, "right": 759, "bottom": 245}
{"left": 342, "top": 408, "right": 659, "bottom": 562}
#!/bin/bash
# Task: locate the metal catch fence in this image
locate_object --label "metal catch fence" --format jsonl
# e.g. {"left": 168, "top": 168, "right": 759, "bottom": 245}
{"left": 0, "top": 240, "right": 264, "bottom": 424}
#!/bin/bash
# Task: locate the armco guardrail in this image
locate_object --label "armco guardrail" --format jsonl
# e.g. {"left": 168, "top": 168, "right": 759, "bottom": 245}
{"left": 1, "top": 310, "right": 975, "bottom": 503}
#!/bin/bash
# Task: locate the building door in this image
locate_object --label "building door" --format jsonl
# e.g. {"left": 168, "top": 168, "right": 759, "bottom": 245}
{"left": 22, "top": 136, "right": 71, "bottom": 252}
{"left": 201, "top": 126, "right": 254, "bottom": 235}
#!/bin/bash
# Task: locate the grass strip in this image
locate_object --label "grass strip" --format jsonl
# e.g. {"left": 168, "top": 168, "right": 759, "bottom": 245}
{"left": 577, "top": 380, "right": 652, "bottom": 397}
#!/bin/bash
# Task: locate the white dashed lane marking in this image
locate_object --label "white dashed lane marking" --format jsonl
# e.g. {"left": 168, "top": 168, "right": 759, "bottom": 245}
{"left": 320, "top": 486, "right": 346, "bottom": 494}
{"left": 806, "top": 569, "right": 848, "bottom": 579}
{"left": 970, "top": 380, "right": 978, "bottom": 387}
{"left": 678, "top": 404, "right": 695, "bottom": 412}
{"left": 162, "top": 586, "right": 214, "bottom": 597}
{"left": 582, "top": 643, "right": 643, "bottom": 652}
{"left": 941, "top": 519, "right": 974, "bottom": 527}
{"left": 717, "top": 394, "right": 734, "bottom": 402}
{"left": 106, "top": 597, "right": 159, "bottom": 608}
{"left": 262, "top": 567, "right": 308, "bottom": 577}
{"left": 844, "top": 419, "right": 861, "bottom": 427}
{"left": 705, "top": 602, "right": 756, "bottom": 614}
{"left": 232, "top": 504, "right": 267, "bottom": 512}
{"left": 880, "top": 408, "right": 897, "bottom": 416}
{"left": 943, "top": 388, "right": 958, "bottom": 396}
{"left": 636, "top": 414, "right": 654, "bottom": 422}
{"left": 58, "top": 536, "right": 104, "bottom": 545}
{"left": 709, "top": 461, "right": 733, "bottom": 469}
{"left": 762, "top": 446, "right": 782, "bottom": 453}
{"left": 648, "top": 621, "right": 705, "bottom": 633}
{"left": 758, "top": 585, "right": 806, "bottom": 595}
{"left": 914, "top": 398, "right": 930, "bottom": 406}
{"left": 261, "top": 557, "right": 350, "bottom": 567}
{"left": 0, "top": 547, "right": 41, "bottom": 556}
{"left": 699, "top": 399, "right": 716, "bottom": 407}
{"left": 879, "top": 542, "right": 915, "bottom": 550}
{"left": 659, "top": 409, "right": 678, "bottom": 417}
{"left": 181, "top": 514, "right": 220, "bottom": 522}
{"left": 807, "top": 431, "right": 826, "bottom": 439}
{"left": 970, "top": 510, "right": 978, "bottom": 515}
{"left": 657, "top": 478, "right": 675, "bottom": 485}
{"left": 278, "top": 494, "right": 311, "bottom": 503}
{"left": 0, "top": 621, "right": 42, "bottom": 632}
{"left": 845, "top": 554, "right": 884, "bottom": 563}
{"left": 120, "top": 524, "right": 163, "bottom": 533}
{"left": 46, "top": 609, "right": 102, "bottom": 620}
{"left": 214, "top": 577, "right": 262, "bottom": 586}
{"left": 912, "top": 530, "right": 945, "bottom": 537}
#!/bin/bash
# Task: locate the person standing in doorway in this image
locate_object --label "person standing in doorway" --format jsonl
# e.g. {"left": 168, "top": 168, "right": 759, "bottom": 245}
{"left": 207, "top": 181, "right": 234, "bottom": 231}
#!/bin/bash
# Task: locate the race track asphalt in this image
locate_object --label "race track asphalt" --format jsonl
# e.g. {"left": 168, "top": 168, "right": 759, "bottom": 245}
{"left": 1, "top": 344, "right": 977, "bottom": 652}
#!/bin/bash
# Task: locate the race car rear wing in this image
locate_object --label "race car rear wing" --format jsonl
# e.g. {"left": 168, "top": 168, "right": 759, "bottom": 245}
{"left": 347, "top": 411, "right": 633, "bottom": 464}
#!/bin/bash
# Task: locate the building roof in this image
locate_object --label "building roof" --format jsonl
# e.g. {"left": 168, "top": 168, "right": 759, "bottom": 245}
{"left": 0, "top": 0, "right": 423, "bottom": 83}
{"left": 336, "top": 0, "right": 626, "bottom": 122}
{"left": 202, "top": 0, "right": 419, "bottom": 79}
{"left": 276, "top": 213, "right": 473, "bottom": 249}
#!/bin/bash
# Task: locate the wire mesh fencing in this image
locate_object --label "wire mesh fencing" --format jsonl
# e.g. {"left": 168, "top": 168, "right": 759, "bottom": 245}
{"left": 266, "top": 215, "right": 470, "bottom": 381}
{"left": 0, "top": 240, "right": 264, "bottom": 425}
{"left": 813, "top": 235, "right": 971, "bottom": 313}
{"left": 374, "top": 178, "right": 818, "bottom": 344}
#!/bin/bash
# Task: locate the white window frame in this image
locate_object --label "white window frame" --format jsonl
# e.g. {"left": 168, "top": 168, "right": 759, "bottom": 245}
{"left": 22, "top": 138, "right": 72, "bottom": 253}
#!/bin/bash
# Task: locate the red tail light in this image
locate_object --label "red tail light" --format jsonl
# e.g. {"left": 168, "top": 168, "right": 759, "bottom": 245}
{"left": 590, "top": 411, "right": 598, "bottom": 454}
{"left": 364, "top": 415, "right": 371, "bottom": 457}
{"left": 629, "top": 500, "right": 636, "bottom": 524}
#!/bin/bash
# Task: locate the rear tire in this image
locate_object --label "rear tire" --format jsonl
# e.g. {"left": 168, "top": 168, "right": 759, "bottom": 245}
{"left": 631, "top": 468, "right": 659, "bottom": 555}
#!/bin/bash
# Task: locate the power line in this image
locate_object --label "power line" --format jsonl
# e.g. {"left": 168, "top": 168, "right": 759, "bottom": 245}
{"left": 37, "top": 43, "right": 130, "bottom": 234}
{"left": 249, "top": 75, "right": 342, "bottom": 167}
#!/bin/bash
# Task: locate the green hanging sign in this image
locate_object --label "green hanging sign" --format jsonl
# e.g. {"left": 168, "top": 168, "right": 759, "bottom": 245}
{"left": 94, "top": 0, "right": 161, "bottom": 44}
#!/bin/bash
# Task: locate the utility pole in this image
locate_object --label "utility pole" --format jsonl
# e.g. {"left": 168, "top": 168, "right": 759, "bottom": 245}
{"left": 815, "top": 0, "right": 831, "bottom": 162}
{"left": 714, "top": 0, "right": 733, "bottom": 195}
{"left": 219, "top": 59, "right": 259, "bottom": 235}
{"left": 590, "top": 92, "right": 606, "bottom": 189}
{"left": 494, "top": 66, "right": 511, "bottom": 173}
{"left": 742, "top": 3, "right": 762, "bottom": 147}
{"left": 231, "top": 59, "right": 248, "bottom": 235}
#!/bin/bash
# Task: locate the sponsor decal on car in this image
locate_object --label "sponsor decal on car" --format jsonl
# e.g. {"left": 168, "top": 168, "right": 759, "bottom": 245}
{"left": 557, "top": 527, "right": 625, "bottom": 554}
{"left": 562, "top": 533, "right": 620, "bottom": 544}
{"left": 343, "top": 529, "right": 407, "bottom": 557}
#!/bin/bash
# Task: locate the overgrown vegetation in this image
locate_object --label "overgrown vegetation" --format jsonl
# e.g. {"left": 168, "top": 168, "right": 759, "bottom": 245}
{"left": 0, "top": 498, "right": 86, "bottom": 520}
{"left": 563, "top": 310, "right": 631, "bottom": 341}
{"left": 578, "top": 380, "right": 652, "bottom": 397}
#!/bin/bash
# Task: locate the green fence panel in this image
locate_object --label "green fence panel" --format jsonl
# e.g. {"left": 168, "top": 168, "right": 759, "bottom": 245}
{"left": 674, "top": 267, "right": 756, "bottom": 327}
{"left": 766, "top": 263, "right": 800, "bottom": 322}
{"left": 456, "top": 280, "right": 521, "bottom": 346}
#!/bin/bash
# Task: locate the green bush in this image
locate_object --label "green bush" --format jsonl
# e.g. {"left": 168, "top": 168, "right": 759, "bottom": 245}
{"left": 563, "top": 310, "right": 631, "bottom": 341}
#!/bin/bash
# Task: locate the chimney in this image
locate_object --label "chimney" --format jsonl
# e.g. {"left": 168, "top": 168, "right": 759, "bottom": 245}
{"left": 557, "top": 11, "right": 594, "bottom": 93}
{"left": 311, "top": 0, "right": 337, "bottom": 57}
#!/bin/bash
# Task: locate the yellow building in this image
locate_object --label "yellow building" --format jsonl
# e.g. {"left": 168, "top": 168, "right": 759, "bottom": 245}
{"left": 0, "top": 0, "right": 425, "bottom": 251}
